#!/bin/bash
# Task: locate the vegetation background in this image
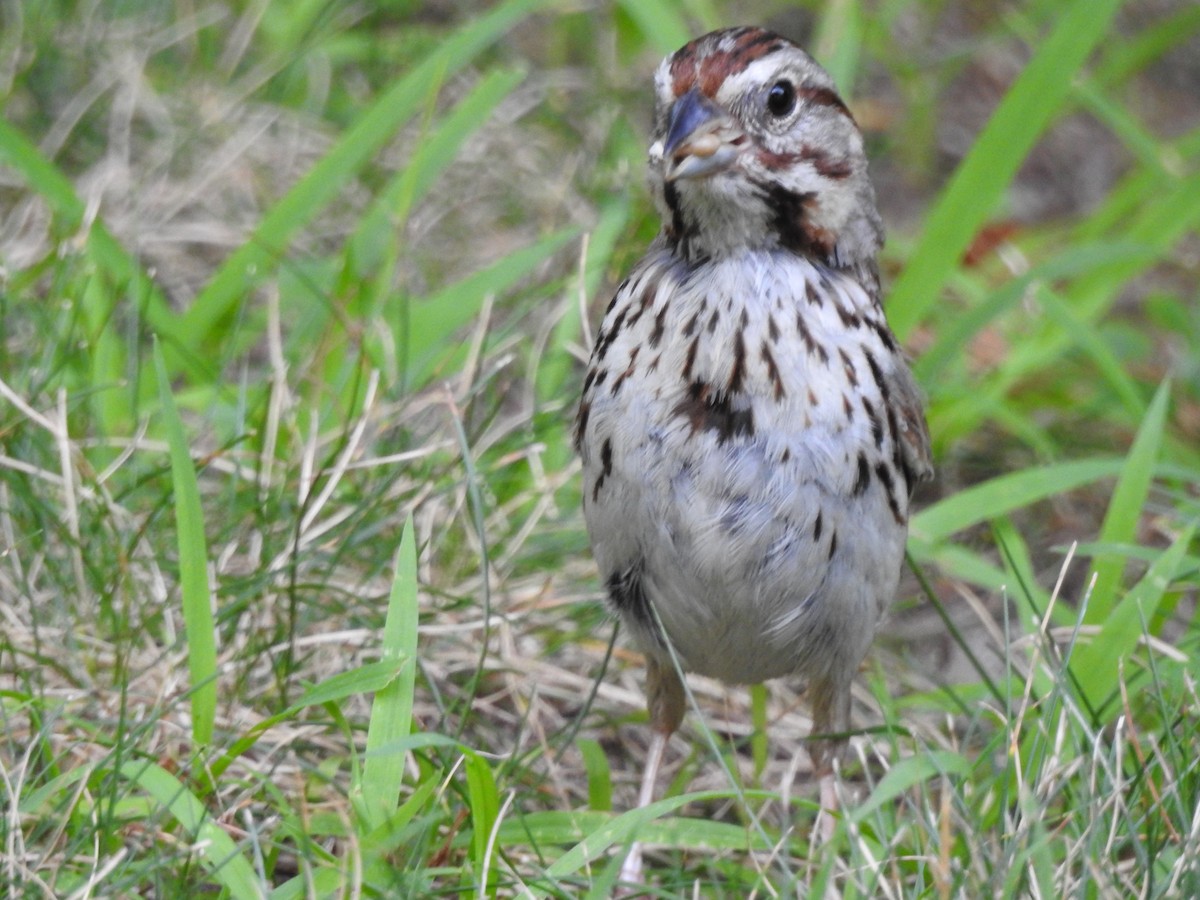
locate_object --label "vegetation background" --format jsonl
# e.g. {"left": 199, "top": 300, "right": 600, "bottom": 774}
{"left": 1, "top": 0, "right": 1198, "bottom": 896}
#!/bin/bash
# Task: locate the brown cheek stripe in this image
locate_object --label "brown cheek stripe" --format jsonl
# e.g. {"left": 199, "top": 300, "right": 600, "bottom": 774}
{"left": 796, "top": 85, "right": 852, "bottom": 120}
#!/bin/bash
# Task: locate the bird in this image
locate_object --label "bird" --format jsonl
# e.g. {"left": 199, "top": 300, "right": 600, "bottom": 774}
{"left": 575, "top": 26, "right": 933, "bottom": 881}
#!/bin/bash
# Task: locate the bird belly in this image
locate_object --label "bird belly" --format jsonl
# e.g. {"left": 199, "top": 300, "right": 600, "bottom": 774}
{"left": 586, "top": 399, "right": 907, "bottom": 686}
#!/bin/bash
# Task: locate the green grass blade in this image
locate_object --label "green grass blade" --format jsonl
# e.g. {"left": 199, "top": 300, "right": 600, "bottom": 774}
{"left": 350, "top": 67, "right": 526, "bottom": 271}
{"left": 0, "top": 119, "right": 182, "bottom": 354}
{"left": 295, "top": 659, "right": 409, "bottom": 709}
{"left": 913, "top": 242, "right": 1156, "bottom": 384}
{"left": 1080, "top": 140, "right": 1200, "bottom": 242}
{"left": 1094, "top": 4, "right": 1200, "bottom": 86}
{"left": 1072, "top": 169, "right": 1200, "bottom": 313}
{"left": 493, "top": 806, "right": 775, "bottom": 852}
{"left": 1075, "top": 79, "right": 1173, "bottom": 177}
{"left": 1035, "top": 283, "right": 1146, "bottom": 418}
{"left": 465, "top": 751, "right": 501, "bottom": 893}
{"left": 907, "top": 541, "right": 1007, "bottom": 591}
{"left": 993, "top": 516, "right": 1055, "bottom": 632}
{"left": 356, "top": 514, "right": 419, "bottom": 830}
{"left": 404, "top": 227, "right": 577, "bottom": 386}
{"left": 359, "top": 778, "right": 439, "bottom": 858}
{"left": 537, "top": 199, "right": 631, "bottom": 405}
{"left": 119, "top": 760, "right": 263, "bottom": 899}
{"left": 154, "top": 340, "right": 218, "bottom": 749}
{"left": 615, "top": 0, "right": 691, "bottom": 55}
{"left": 0, "top": 118, "right": 99, "bottom": 230}
{"left": 536, "top": 791, "right": 775, "bottom": 885}
{"left": 577, "top": 739, "right": 612, "bottom": 812}
{"left": 851, "top": 751, "right": 972, "bottom": 821}
{"left": 1086, "top": 380, "right": 1170, "bottom": 621}
{"left": 1071, "top": 522, "right": 1194, "bottom": 715}
{"left": 911, "top": 458, "right": 1126, "bottom": 544}
{"left": 812, "top": 0, "right": 863, "bottom": 96}
{"left": 269, "top": 869, "right": 346, "bottom": 900}
{"left": 928, "top": 170, "right": 1200, "bottom": 440}
{"left": 80, "top": 269, "right": 132, "bottom": 436}
{"left": 183, "top": 0, "right": 548, "bottom": 343}
{"left": 210, "top": 658, "right": 408, "bottom": 782}
{"left": 887, "top": 0, "right": 1125, "bottom": 338}
{"left": 679, "top": 0, "right": 722, "bottom": 31}
{"left": 750, "top": 682, "right": 769, "bottom": 781}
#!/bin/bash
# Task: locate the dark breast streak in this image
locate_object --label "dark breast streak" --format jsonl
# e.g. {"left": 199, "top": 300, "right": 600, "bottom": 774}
{"left": 673, "top": 379, "right": 754, "bottom": 443}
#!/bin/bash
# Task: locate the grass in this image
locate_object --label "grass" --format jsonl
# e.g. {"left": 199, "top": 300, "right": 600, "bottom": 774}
{"left": 1, "top": 0, "right": 1198, "bottom": 896}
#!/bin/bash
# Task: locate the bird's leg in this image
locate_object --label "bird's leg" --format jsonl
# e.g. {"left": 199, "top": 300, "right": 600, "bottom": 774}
{"left": 620, "top": 653, "right": 685, "bottom": 886}
{"left": 808, "top": 676, "right": 852, "bottom": 843}
{"left": 816, "top": 769, "right": 839, "bottom": 843}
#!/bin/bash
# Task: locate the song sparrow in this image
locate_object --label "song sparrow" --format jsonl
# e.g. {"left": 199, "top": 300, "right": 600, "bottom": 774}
{"left": 576, "top": 26, "right": 933, "bottom": 878}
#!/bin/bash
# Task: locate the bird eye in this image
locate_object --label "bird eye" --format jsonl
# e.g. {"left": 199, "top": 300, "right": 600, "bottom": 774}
{"left": 766, "top": 80, "right": 796, "bottom": 117}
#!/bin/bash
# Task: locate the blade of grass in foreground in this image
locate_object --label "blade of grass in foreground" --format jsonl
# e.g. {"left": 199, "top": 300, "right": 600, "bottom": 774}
{"left": 119, "top": 760, "right": 262, "bottom": 899}
{"left": 154, "top": 339, "right": 218, "bottom": 749}
{"left": 886, "top": 0, "right": 1125, "bottom": 339}
{"left": 535, "top": 791, "right": 776, "bottom": 888}
{"left": 355, "top": 514, "right": 419, "bottom": 830}
{"left": 851, "top": 750, "right": 973, "bottom": 823}
{"left": 1085, "top": 380, "right": 1170, "bottom": 621}
{"left": 210, "top": 657, "right": 410, "bottom": 781}
{"left": 465, "top": 750, "right": 501, "bottom": 894}
{"left": 911, "top": 457, "right": 1126, "bottom": 544}
{"left": 1071, "top": 522, "right": 1194, "bottom": 716}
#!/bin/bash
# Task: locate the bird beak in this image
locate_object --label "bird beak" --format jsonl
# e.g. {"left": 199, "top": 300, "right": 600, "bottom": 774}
{"left": 662, "top": 88, "right": 745, "bottom": 181}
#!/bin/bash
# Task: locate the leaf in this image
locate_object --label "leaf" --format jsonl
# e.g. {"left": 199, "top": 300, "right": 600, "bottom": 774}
{"left": 209, "top": 657, "right": 408, "bottom": 782}
{"left": 0, "top": 120, "right": 187, "bottom": 367}
{"left": 538, "top": 790, "right": 774, "bottom": 884}
{"left": 1087, "top": 380, "right": 1170, "bottom": 621}
{"left": 913, "top": 242, "right": 1158, "bottom": 384}
{"left": 577, "top": 739, "right": 613, "bottom": 812}
{"left": 357, "top": 515, "right": 420, "bottom": 830}
{"left": 615, "top": 0, "right": 691, "bottom": 54}
{"left": 911, "top": 458, "right": 1126, "bottom": 544}
{"left": 852, "top": 751, "right": 973, "bottom": 821}
{"left": 1094, "top": 5, "right": 1200, "bottom": 86}
{"left": 183, "top": 0, "right": 549, "bottom": 344}
{"left": 403, "top": 227, "right": 577, "bottom": 387}
{"left": 1035, "top": 283, "right": 1146, "bottom": 418}
{"left": 1071, "top": 523, "right": 1194, "bottom": 716}
{"left": 350, "top": 67, "right": 527, "bottom": 273}
{"left": 813, "top": 0, "right": 863, "bottom": 97}
{"left": 993, "top": 516, "right": 1056, "bottom": 633}
{"left": 294, "top": 658, "right": 409, "bottom": 709}
{"left": 119, "top": 761, "right": 263, "bottom": 899}
{"left": 154, "top": 340, "right": 218, "bottom": 749}
{"left": 464, "top": 751, "right": 501, "bottom": 891}
{"left": 537, "top": 199, "right": 631, "bottom": 404}
{"left": 887, "top": 0, "right": 1126, "bottom": 338}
